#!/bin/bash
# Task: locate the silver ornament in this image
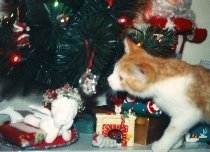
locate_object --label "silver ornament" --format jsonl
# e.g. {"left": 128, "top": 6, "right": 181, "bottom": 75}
{"left": 79, "top": 69, "right": 99, "bottom": 96}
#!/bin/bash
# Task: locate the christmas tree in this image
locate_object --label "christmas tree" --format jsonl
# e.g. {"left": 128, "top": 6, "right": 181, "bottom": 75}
{"left": 0, "top": 0, "right": 175, "bottom": 99}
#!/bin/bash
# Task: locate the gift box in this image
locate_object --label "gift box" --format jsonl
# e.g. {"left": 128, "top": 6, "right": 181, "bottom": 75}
{"left": 0, "top": 122, "right": 46, "bottom": 148}
{"left": 134, "top": 114, "right": 170, "bottom": 146}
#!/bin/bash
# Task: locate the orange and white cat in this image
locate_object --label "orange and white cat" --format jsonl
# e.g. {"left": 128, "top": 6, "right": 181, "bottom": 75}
{"left": 108, "top": 37, "right": 210, "bottom": 152}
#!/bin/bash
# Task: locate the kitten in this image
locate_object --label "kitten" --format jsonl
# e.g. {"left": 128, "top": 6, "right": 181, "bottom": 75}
{"left": 108, "top": 37, "right": 210, "bottom": 152}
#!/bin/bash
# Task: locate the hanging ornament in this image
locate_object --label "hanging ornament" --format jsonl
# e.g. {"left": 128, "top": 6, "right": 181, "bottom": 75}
{"left": 79, "top": 69, "right": 99, "bottom": 96}
{"left": 56, "top": 14, "right": 70, "bottom": 27}
{"left": 11, "top": 1, "right": 31, "bottom": 48}
{"left": 12, "top": 21, "right": 31, "bottom": 48}
{"left": 79, "top": 39, "right": 99, "bottom": 96}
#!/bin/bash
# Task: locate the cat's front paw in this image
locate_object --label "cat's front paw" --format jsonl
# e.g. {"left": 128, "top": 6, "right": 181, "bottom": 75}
{"left": 172, "top": 138, "right": 183, "bottom": 149}
{"left": 151, "top": 141, "right": 169, "bottom": 152}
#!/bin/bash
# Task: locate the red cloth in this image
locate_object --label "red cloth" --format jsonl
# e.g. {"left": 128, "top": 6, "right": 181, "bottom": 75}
{"left": 0, "top": 122, "right": 45, "bottom": 148}
{"left": 0, "top": 122, "right": 78, "bottom": 149}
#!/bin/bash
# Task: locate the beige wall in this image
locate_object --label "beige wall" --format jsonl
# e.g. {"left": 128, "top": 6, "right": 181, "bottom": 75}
{"left": 0, "top": 1, "right": 6, "bottom": 17}
{"left": 182, "top": 0, "right": 210, "bottom": 65}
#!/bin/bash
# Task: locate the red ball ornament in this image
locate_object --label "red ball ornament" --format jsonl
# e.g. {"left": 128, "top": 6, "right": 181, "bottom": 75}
{"left": 10, "top": 54, "right": 22, "bottom": 64}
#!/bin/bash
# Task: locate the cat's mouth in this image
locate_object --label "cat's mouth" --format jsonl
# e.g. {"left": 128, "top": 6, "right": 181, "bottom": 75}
{"left": 107, "top": 75, "right": 122, "bottom": 91}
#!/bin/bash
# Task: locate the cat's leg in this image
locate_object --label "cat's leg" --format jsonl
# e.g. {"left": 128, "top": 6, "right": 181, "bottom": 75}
{"left": 151, "top": 111, "right": 201, "bottom": 152}
{"left": 172, "top": 137, "right": 184, "bottom": 149}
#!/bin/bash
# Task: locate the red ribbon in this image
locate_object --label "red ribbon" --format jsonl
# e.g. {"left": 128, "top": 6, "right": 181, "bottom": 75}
{"left": 84, "top": 39, "right": 95, "bottom": 69}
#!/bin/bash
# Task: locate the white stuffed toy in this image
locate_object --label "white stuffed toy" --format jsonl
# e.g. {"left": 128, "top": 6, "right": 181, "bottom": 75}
{"left": 0, "top": 106, "right": 24, "bottom": 123}
{"left": 23, "top": 83, "right": 84, "bottom": 143}
{"left": 24, "top": 96, "right": 78, "bottom": 143}
{"left": 0, "top": 84, "right": 83, "bottom": 144}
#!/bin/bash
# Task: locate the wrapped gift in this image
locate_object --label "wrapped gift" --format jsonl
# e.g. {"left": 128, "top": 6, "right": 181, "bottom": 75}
{"left": 0, "top": 122, "right": 46, "bottom": 148}
{"left": 134, "top": 114, "right": 170, "bottom": 146}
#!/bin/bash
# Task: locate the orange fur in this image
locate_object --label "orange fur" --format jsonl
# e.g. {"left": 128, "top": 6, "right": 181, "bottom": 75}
{"left": 108, "top": 36, "right": 210, "bottom": 152}
{"left": 117, "top": 37, "right": 210, "bottom": 118}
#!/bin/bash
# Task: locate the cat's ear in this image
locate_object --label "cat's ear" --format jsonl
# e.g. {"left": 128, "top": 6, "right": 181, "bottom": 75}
{"left": 132, "top": 63, "right": 155, "bottom": 81}
{"left": 132, "top": 65, "right": 147, "bottom": 80}
{"left": 124, "top": 37, "right": 140, "bottom": 54}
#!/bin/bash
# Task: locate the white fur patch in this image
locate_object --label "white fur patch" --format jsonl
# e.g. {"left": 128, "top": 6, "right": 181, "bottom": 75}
{"left": 107, "top": 67, "right": 123, "bottom": 91}
{"left": 150, "top": 75, "right": 203, "bottom": 152}
{"left": 151, "top": 75, "right": 202, "bottom": 118}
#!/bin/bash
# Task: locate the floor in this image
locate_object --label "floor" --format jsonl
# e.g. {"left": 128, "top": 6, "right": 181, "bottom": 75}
{"left": 1, "top": 133, "right": 210, "bottom": 151}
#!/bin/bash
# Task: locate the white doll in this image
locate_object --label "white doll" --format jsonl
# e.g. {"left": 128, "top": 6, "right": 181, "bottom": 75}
{"left": 0, "top": 84, "right": 83, "bottom": 143}
{"left": 24, "top": 96, "right": 78, "bottom": 143}
{"left": 0, "top": 106, "right": 24, "bottom": 123}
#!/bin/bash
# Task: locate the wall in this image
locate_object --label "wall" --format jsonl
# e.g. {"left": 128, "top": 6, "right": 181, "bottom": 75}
{"left": 0, "top": 0, "right": 6, "bottom": 17}
{"left": 182, "top": 0, "right": 210, "bottom": 65}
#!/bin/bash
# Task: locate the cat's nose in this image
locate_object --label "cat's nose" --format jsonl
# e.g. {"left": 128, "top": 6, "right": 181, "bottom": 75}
{"left": 108, "top": 75, "right": 116, "bottom": 89}
{"left": 107, "top": 76, "right": 110, "bottom": 82}
{"left": 107, "top": 75, "right": 112, "bottom": 86}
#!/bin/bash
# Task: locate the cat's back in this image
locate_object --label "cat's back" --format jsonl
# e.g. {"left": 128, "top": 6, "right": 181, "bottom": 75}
{"left": 152, "top": 57, "right": 210, "bottom": 116}
{"left": 153, "top": 57, "right": 210, "bottom": 95}
{"left": 153, "top": 57, "right": 210, "bottom": 82}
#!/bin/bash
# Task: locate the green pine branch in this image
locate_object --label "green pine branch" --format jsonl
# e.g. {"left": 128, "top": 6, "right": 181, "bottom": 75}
{"left": 0, "top": 0, "right": 175, "bottom": 98}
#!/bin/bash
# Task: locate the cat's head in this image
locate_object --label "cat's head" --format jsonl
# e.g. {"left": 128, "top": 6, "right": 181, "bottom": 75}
{"left": 107, "top": 37, "right": 156, "bottom": 95}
